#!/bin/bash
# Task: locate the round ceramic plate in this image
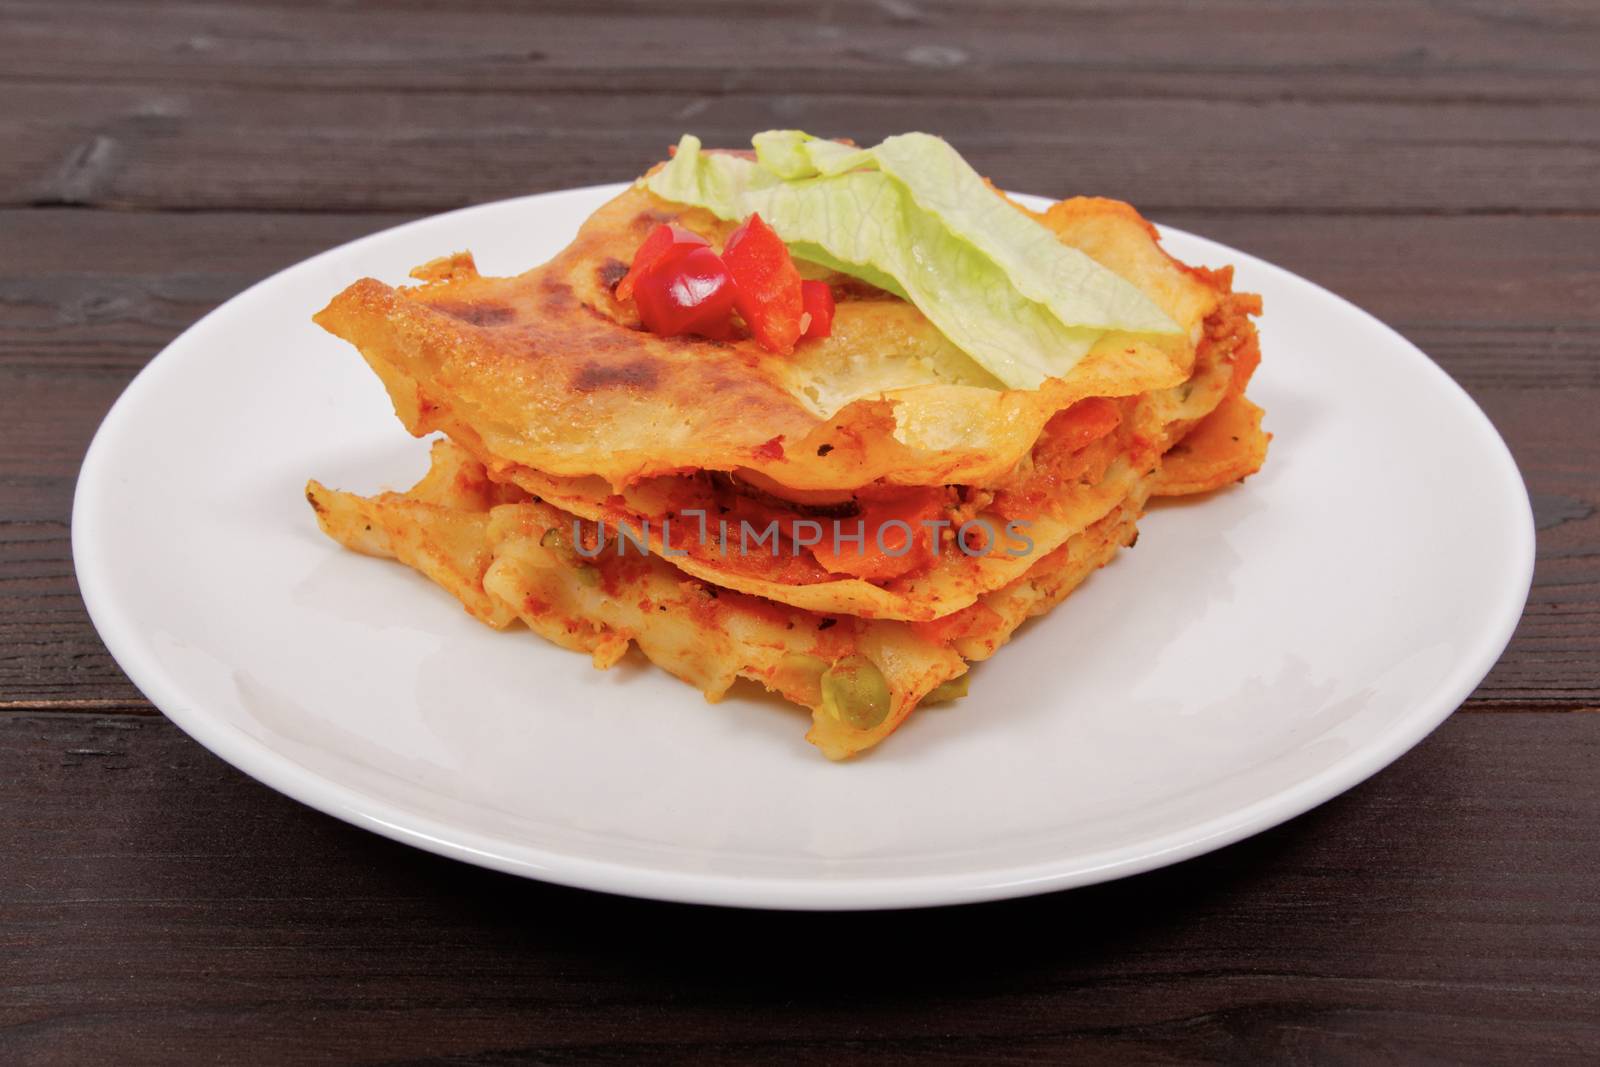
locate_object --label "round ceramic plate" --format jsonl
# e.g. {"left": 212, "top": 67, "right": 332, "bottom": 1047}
{"left": 73, "top": 183, "right": 1533, "bottom": 910}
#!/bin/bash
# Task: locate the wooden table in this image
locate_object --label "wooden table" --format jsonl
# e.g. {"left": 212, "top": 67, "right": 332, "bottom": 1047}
{"left": 4, "top": 2, "right": 1597, "bottom": 1060}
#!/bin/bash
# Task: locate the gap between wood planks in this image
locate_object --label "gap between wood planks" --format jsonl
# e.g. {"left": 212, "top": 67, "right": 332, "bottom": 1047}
{"left": 17, "top": 201, "right": 1600, "bottom": 221}
{"left": 0, "top": 700, "right": 1595, "bottom": 719}
{"left": 3, "top": 69, "right": 1598, "bottom": 109}
{"left": 0, "top": 700, "right": 160, "bottom": 716}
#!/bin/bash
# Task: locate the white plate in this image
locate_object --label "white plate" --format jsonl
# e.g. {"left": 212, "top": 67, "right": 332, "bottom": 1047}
{"left": 73, "top": 183, "right": 1533, "bottom": 910}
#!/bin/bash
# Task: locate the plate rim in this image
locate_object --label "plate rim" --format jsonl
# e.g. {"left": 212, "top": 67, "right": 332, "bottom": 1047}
{"left": 71, "top": 182, "right": 1536, "bottom": 910}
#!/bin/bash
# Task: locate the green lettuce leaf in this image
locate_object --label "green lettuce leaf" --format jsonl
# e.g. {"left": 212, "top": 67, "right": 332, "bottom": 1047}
{"left": 645, "top": 132, "right": 1181, "bottom": 390}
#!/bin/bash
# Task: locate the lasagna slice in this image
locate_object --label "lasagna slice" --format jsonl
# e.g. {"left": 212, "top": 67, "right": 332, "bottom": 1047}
{"left": 308, "top": 139, "right": 1268, "bottom": 758}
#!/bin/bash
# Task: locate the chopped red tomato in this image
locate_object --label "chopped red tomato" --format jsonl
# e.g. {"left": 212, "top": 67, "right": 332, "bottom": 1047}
{"left": 800, "top": 280, "right": 835, "bottom": 340}
{"left": 633, "top": 246, "right": 739, "bottom": 340}
{"left": 615, "top": 223, "right": 708, "bottom": 303}
{"left": 620, "top": 217, "right": 834, "bottom": 352}
{"left": 810, "top": 487, "right": 945, "bottom": 581}
{"left": 1050, "top": 396, "right": 1122, "bottom": 452}
{"left": 722, "top": 214, "right": 804, "bottom": 354}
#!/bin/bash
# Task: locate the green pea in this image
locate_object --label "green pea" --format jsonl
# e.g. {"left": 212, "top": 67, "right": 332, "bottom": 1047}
{"left": 821, "top": 654, "right": 892, "bottom": 730}
{"left": 920, "top": 675, "right": 969, "bottom": 706}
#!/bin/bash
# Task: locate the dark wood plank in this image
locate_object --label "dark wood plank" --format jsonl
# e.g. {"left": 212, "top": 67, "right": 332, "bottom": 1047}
{"left": 11, "top": 81, "right": 1597, "bottom": 214}
{"left": 4, "top": 0, "right": 1591, "bottom": 216}
{"left": 1, "top": 710, "right": 1595, "bottom": 1063}
{"left": 4, "top": 207, "right": 1596, "bottom": 708}
{"left": 6, "top": 0, "right": 1599, "bottom": 103}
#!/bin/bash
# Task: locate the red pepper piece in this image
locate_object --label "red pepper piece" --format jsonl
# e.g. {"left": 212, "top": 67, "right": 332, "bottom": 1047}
{"left": 800, "top": 280, "right": 835, "bottom": 340}
{"left": 810, "top": 487, "right": 945, "bottom": 580}
{"left": 633, "top": 246, "right": 739, "bottom": 340}
{"left": 616, "top": 223, "right": 709, "bottom": 303}
{"left": 722, "top": 214, "right": 804, "bottom": 354}
{"left": 1050, "top": 396, "right": 1122, "bottom": 453}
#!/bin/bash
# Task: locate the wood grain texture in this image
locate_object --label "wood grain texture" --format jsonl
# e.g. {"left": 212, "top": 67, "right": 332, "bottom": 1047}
{"left": 12, "top": 83, "right": 1600, "bottom": 215}
{"left": 7, "top": 0, "right": 1600, "bottom": 100}
{"left": 1, "top": 0, "right": 1597, "bottom": 1060}
{"left": 1, "top": 711, "right": 1597, "bottom": 1065}
{"left": 3, "top": 2, "right": 1597, "bottom": 213}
